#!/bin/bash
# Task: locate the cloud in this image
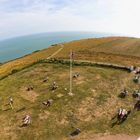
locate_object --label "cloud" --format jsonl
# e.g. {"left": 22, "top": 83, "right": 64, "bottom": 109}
{"left": 0, "top": 0, "right": 140, "bottom": 39}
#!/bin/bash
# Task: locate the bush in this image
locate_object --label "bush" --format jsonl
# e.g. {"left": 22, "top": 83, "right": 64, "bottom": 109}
{"left": 11, "top": 69, "right": 19, "bottom": 74}
{"left": 32, "top": 50, "right": 40, "bottom": 53}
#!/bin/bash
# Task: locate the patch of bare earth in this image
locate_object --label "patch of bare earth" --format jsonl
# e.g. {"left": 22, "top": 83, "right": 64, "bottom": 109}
{"left": 24, "top": 68, "right": 48, "bottom": 77}
{"left": 0, "top": 116, "right": 17, "bottom": 140}
{"left": 39, "top": 111, "right": 50, "bottom": 120}
{"left": 65, "top": 133, "right": 138, "bottom": 140}
{"left": 91, "top": 73, "right": 133, "bottom": 119}
{"left": 57, "top": 117, "right": 69, "bottom": 125}
{"left": 86, "top": 134, "right": 138, "bottom": 140}
{"left": 76, "top": 96, "right": 96, "bottom": 122}
{"left": 57, "top": 94, "right": 64, "bottom": 98}
{"left": 59, "top": 73, "right": 68, "bottom": 79}
{"left": 75, "top": 76, "right": 85, "bottom": 85}
{"left": 0, "top": 126, "right": 17, "bottom": 140}
{"left": 76, "top": 86, "right": 125, "bottom": 122}
{"left": 19, "top": 87, "right": 39, "bottom": 102}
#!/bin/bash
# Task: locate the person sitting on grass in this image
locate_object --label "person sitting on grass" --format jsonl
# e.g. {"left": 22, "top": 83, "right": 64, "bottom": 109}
{"left": 119, "top": 88, "right": 128, "bottom": 98}
{"left": 43, "top": 77, "right": 49, "bottom": 83}
{"left": 51, "top": 82, "right": 58, "bottom": 90}
{"left": 22, "top": 114, "right": 31, "bottom": 127}
{"left": 42, "top": 99, "right": 53, "bottom": 107}
{"left": 111, "top": 108, "right": 130, "bottom": 127}
{"left": 27, "top": 86, "right": 34, "bottom": 91}
{"left": 117, "top": 108, "right": 131, "bottom": 123}
{"left": 129, "top": 66, "right": 134, "bottom": 73}
{"left": 73, "top": 73, "right": 80, "bottom": 79}
{"left": 71, "top": 128, "right": 81, "bottom": 136}
{"left": 136, "top": 67, "right": 140, "bottom": 74}
{"left": 134, "top": 99, "right": 140, "bottom": 110}
{"left": 132, "top": 90, "right": 140, "bottom": 98}
{"left": 133, "top": 75, "right": 140, "bottom": 83}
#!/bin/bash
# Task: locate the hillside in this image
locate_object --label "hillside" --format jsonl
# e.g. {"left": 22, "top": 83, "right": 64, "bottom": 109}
{"left": 54, "top": 37, "right": 140, "bottom": 66}
{"left": 0, "top": 37, "right": 140, "bottom": 139}
{"left": 1, "top": 36, "right": 140, "bottom": 80}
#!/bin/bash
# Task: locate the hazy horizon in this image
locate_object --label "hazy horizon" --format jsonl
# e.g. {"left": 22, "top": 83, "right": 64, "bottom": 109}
{"left": 0, "top": 31, "right": 119, "bottom": 42}
{"left": 1, "top": 0, "right": 140, "bottom": 40}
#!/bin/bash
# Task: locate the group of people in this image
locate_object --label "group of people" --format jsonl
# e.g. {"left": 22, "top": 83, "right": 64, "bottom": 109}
{"left": 119, "top": 88, "right": 140, "bottom": 99}
{"left": 5, "top": 97, "right": 31, "bottom": 126}
{"left": 129, "top": 66, "right": 140, "bottom": 74}
{"left": 117, "top": 65, "right": 140, "bottom": 122}
{"left": 42, "top": 76, "right": 59, "bottom": 91}
{"left": 4, "top": 65, "right": 140, "bottom": 133}
{"left": 117, "top": 87, "right": 140, "bottom": 122}
{"left": 130, "top": 66, "right": 140, "bottom": 110}
{"left": 6, "top": 79, "right": 57, "bottom": 127}
{"left": 20, "top": 98, "right": 53, "bottom": 127}
{"left": 20, "top": 73, "right": 80, "bottom": 128}
{"left": 129, "top": 66, "right": 140, "bottom": 83}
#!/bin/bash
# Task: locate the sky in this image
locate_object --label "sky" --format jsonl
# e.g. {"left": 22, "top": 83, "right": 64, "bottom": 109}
{"left": 0, "top": 0, "right": 140, "bottom": 40}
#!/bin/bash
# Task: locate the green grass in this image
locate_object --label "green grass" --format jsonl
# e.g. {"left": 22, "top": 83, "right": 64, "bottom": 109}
{"left": 0, "top": 62, "right": 139, "bottom": 139}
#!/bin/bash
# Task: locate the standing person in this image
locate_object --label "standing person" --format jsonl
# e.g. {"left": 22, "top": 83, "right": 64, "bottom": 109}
{"left": 9, "top": 97, "right": 14, "bottom": 109}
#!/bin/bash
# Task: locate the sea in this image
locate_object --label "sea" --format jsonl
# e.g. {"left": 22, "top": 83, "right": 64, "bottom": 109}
{"left": 0, "top": 31, "right": 114, "bottom": 63}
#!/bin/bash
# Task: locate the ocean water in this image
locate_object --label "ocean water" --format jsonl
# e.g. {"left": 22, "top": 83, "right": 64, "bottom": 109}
{"left": 0, "top": 32, "right": 113, "bottom": 63}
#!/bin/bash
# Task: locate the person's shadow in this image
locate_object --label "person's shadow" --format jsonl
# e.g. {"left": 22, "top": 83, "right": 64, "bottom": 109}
{"left": 20, "top": 124, "right": 28, "bottom": 128}
{"left": 3, "top": 108, "right": 11, "bottom": 111}
{"left": 70, "top": 128, "right": 81, "bottom": 136}
{"left": 16, "top": 107, "right": 26, "bottom": 113}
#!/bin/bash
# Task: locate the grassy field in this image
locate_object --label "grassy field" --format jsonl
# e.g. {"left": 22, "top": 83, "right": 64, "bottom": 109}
{"left": 0, "top": 62, "right": 139, "bottom": 140}
{"left": 0, "top": 37, "right": 140, "bottom": 139}
{"left": 55, "top": 37, "right": 140, "bottom": 66}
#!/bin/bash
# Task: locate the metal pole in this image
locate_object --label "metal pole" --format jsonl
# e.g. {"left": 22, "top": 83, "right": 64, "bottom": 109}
{"left": 70, "top": 50, "right": 72, "bottom": 94}
{"left": 69, "top": 50, "right": 73, "bottom": 96}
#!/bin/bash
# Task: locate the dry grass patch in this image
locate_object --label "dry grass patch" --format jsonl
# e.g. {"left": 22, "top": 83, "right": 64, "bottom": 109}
{"left": 39, "top": 111, "right": 50, "bottom": 120}
{"left": 19, "top": 87, "right": 39, "bottom": 102}
{"left": 74, "top": 76, "right": 86, "bottom": 85}
{"left": 76, "top": 97, "right": 96, "bottom": 122}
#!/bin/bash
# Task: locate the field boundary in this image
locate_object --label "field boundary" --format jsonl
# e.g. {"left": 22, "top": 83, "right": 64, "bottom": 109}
{"left": 46, "top": 58, "right": 131, "bottom": 71}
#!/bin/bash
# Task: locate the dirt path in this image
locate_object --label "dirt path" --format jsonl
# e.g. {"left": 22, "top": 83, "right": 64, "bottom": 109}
{"left": 86, "top": 135, "right": 139, "bottom": 140}
{"left": 47, "top": 44, "right": 64, "bottom": 59}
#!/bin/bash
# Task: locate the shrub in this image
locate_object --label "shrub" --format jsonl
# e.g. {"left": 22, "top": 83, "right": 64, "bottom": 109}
{"left": 11, "top": 69, "right": 19, "bottom": 74}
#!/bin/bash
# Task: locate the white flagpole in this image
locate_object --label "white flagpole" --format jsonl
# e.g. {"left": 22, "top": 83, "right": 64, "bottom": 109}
{"left": 69, "top": 50, "right": 73, "bottom": 96}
